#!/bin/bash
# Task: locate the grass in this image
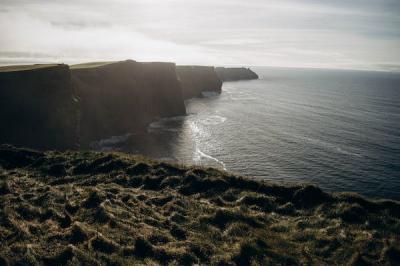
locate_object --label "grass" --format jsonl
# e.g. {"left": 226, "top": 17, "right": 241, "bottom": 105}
{"left": 0, "top": 64, "right": 60, "bottom": 72}
{"left": 70, "top": 61, "right": 117, "bottom": 69}
{"left": 0, "top": 144, "right": 399, "bottom": 265}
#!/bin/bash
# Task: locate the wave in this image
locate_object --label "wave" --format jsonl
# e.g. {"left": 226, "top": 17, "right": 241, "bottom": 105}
{"left": 147, "top": 115, "right": 187, "bottom": 133}
{"left": 90, "top": 133, "right": 131, "bottom": 151}
{"left": 201, "top": 91, "right": 220, "bottom": 98}
{"left": 279, "top": 131, "right": 363, "bottom": 158}
{"left": 195, "top": 148, "right": 227, "bottom": 171}
{"left": 230, "top": 97, "right": 257, "bottom": 101}
{"left": 200, "top": 115, "right": 227, "bottom": 125}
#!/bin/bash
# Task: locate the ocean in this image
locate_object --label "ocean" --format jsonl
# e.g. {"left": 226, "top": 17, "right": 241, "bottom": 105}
{"left": 98, "top": 67, "right": 400, "bottom": 200}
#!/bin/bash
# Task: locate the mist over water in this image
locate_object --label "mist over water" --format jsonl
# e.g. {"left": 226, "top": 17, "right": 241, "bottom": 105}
{"left": 104, "top": 67, "right": 400, "bottom": 200}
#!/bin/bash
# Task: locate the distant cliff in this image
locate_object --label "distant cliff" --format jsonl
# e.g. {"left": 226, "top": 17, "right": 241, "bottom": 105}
{"left": 176, "top": 66, "right": 222, "bottom": 99}
{"left": 71, "top": 60, "right": 186, "bottom": 144}
{"left": 0, "top": 64, "right": 78, "bottom": 150}
{"left": 215, "top": 67, "right": 259, "bottom": 81}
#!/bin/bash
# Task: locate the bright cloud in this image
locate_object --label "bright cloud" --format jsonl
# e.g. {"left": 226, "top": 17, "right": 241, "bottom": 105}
{"left": 0, "top": 0, "right": 399, "bottom": 71}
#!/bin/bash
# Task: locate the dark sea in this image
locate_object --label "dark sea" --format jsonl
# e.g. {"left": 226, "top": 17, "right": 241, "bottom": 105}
{"left": 97, "top": 67, "right": 400, "bottom": 200}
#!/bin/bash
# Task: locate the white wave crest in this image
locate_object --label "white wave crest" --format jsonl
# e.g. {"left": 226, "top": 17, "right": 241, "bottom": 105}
{"left": 201, "top": 91, "right": 220, "bottom": 98}
{"left": 90, "top": 133, "right": 131, "bottom": 151}
{"left": 147, "top": 115, "right": 187, "bottom": 133}
{"left": 195, "top": 148, "right": 227, "bottom": 171}
{"left": 200, "top": 115, "right": 227, "bottom": 125}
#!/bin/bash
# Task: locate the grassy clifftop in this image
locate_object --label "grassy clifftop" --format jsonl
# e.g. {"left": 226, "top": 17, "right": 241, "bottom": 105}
{"left": 0, "top": 145, "right": 399, "bottom": 265}
{"left": 0, "top": 64, "right": 60, "bottom": 73}
{"left": 70, "top": 62, "right": 117, "bottom": 69}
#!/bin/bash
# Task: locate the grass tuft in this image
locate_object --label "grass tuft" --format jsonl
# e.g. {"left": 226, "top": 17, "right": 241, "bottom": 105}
{"left": 0, "top": 145, "right": 399, "bottom": 265}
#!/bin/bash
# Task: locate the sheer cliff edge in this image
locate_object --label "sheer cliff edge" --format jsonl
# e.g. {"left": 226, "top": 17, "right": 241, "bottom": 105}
{"left": 0, "top": 61, "right": 259, "bottom": 150}
{"left": 71, "top": 60, "right": 186, "bottom": 144}
{"left": 216, "top": 67, "right": 259, "bottom": 81}
{"left": 0, "top": 64, "right": 78, "bottom": 150}
{"left": 176, "top": 65, "right": 222, "bottom": 99}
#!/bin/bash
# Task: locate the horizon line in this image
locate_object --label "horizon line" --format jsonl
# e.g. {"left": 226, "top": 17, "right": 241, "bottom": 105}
{"left": 1, "top": 59, "right": 399, "bottom": 74}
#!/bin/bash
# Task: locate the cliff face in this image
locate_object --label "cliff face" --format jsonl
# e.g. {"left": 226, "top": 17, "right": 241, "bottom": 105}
{"left": 0, "top": 61, "right": 258, "bottom": 150}
{"left": 0, "top": 64, "right": 78, "bottom": 150}
{"left": 215, "top": 67, "right": 259, "bottom": 81}
{"left": 71, "top": 60, "right": 186, "bottom": 144}
{"left": 176, "top": 66, "right": 222, "bottom": 99}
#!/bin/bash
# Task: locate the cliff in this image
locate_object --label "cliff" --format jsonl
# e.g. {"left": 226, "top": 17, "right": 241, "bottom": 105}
{"left": 215, "top": 67, "right": 259, "bottom": 81}
{"left": 71, "top": 60, "right": 186, "bottom": 145}
{"left": 0, "top": 145, "right": 399, "bottom": 265}
{"left": 176, "top": 66, "right": 222, "bottom": 99}
{"left": 0, "top": 60, "right": 187, "bottom": 148}
{"left": 0, "top": 64, "right": 78, "bottom": 150}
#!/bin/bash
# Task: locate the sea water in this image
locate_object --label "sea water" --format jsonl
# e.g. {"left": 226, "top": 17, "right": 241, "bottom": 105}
{"left": 101, "top": 67, "right": 400, "bottom": 200}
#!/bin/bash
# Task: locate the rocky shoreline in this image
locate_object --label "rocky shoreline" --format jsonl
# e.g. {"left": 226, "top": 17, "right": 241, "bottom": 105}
{"left": 0, "top": 145, "right": 399, "bottom": 265}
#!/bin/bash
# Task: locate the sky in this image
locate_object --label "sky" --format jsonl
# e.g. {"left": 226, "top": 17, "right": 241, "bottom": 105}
{"left": 1, "top": 0, "right": 400, "bottom": 71}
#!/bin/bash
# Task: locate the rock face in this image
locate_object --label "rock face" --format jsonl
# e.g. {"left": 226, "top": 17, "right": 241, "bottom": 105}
{"left": 0, "top": 61, "right": 259, "bottom": 150}
{"left": 215, "top": 67, "right": 259, "bottom": 81}
{"left": 0, "top": 64, "right": 78, "bottom": 150}
{"left": 176, "top": 66, "right": 222, "bottom": 99}
{"left": 71, "top": 60, "right": 186, "bottom": 144}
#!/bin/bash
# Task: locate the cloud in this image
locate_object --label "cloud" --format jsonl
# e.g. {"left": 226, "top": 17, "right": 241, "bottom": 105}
{"left": 0, "top": 7, "right": 219, "bottom": 65}
{"left": 0, "top": 0, "right": 399, "bottom": 71}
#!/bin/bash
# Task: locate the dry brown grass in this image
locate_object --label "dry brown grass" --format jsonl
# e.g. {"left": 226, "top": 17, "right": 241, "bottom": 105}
{"left": 0, "top": 144, "right": 399, "bottom": 265}
{"left": 0, "top": 64, "right": 59, "bottom": 72}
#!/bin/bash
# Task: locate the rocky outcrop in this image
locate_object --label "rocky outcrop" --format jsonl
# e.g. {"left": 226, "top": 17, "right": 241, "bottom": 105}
{"left": 215, "top": 67, "right": 259, "bottom": 81}
{"left": 176, "top": 66, "right": 222, "bottom": 99}
{"left": 0, "top": 64, "right": 78, "bottom": 150}
{"left": 71, "top": 60, "right": 186, "bottom": 144}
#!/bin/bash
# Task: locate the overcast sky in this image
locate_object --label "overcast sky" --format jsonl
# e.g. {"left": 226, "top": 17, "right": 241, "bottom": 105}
{"left": 1, "top": 0, "right": 399, "bottom": 71}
